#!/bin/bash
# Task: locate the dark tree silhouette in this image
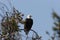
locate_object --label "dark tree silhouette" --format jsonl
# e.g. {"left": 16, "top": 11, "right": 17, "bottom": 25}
{"left": 52, "top": 11, "right": 60, "bottom": 40}
{"left": 0, "top": 0, "right": 40, "bottom": 40}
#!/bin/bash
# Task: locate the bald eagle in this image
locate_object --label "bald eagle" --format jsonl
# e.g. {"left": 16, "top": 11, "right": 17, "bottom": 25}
{"left": 24, "top": 15, "right": 33, "bottom": 35}
{"left": 18, "top": 14, "right": 33, "bottom": 35}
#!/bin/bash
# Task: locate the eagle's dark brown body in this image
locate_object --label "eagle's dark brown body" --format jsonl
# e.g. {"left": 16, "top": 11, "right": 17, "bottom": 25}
{"left": 24, "top": 18, "right": 33, "bottom": 35}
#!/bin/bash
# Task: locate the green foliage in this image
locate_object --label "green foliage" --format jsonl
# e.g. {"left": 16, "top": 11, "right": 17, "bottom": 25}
{"left": 52, "top": 11, "right": 60, "bottom": 19}
{"left": 53, "top": 27, "right": 58, "bottom": 31}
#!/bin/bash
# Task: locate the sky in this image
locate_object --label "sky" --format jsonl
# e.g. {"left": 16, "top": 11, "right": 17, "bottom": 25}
{"left": 0, "top": 0, "right": 60, "bottom": 40}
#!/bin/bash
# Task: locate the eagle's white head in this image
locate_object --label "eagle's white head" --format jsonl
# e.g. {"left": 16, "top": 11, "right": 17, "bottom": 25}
{"left": 27, "top": 15, "right": 32, "bottom": 19}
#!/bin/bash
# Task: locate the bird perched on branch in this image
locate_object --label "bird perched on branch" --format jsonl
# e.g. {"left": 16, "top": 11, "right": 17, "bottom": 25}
{"left": 18, "top": 14, "right": 33, "bottom": 35}
{"left": 24, "top": 15, "right": 33, "bottom": 35}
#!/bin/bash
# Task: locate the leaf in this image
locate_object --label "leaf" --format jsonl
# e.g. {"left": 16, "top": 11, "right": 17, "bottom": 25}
{"left": 54, "top": 22, "right": 58, "bottom": 26}
{"left": 52, "top": 12, "right": 60, "bottom": 19}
